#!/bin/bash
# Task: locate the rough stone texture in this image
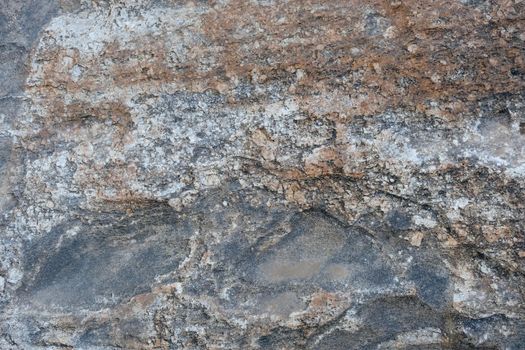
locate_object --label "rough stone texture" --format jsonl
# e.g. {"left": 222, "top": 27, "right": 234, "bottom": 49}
{"left": 0, "top": 0, "right": 524, "bottom": 349}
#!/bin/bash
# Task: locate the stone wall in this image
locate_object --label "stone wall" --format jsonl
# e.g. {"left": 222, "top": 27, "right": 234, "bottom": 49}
{"left": 1, "top": 0, "right": 524, "bottom": 348}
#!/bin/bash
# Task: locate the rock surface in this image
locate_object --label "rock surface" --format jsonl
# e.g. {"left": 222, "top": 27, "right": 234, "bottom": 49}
{"left": 1, "top": 0, "right": 524, "bottom": 349}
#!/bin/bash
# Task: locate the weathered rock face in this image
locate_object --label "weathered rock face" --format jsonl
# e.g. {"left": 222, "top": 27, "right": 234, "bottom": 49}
{"left": 1, "top": 0, "right": 524, "bottom": 348}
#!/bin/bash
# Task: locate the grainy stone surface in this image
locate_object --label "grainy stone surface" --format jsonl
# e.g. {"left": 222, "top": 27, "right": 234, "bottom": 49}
{"left": 1, "top": 0, "right": 524, "bottom": 349}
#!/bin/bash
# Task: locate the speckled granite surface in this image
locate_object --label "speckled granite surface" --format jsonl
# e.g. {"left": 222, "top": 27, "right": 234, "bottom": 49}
{"left": 1, "top": 1, "right": 524, "bottom": 349}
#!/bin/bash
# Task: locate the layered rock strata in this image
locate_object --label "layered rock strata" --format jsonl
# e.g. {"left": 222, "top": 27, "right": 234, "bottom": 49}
{"left": 1, "top": 0, "right": 524, "bottom": 349}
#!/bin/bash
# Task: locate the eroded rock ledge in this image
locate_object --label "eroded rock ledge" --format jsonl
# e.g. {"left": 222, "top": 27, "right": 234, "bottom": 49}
{"left": 1, "top": 0, "right": 524, "bottom": 349}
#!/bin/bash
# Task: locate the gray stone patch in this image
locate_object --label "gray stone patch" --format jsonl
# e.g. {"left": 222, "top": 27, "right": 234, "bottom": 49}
{"left": 386, "top": 209, "right": 412, "bottom": 232}
{"left": 0, "top": 43, "right": 27, "bottom": 97}
{"left": 314, "top": 296, "right": 443, "bottom": 350}
{"left": 20, "top": 204, "right": 191, "bottom": 310}
{"left": 363, "top": 12, "right": 390, "bottom": 36}
{"left": 408, "top": 262, "right": 450, "bottom": 310}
